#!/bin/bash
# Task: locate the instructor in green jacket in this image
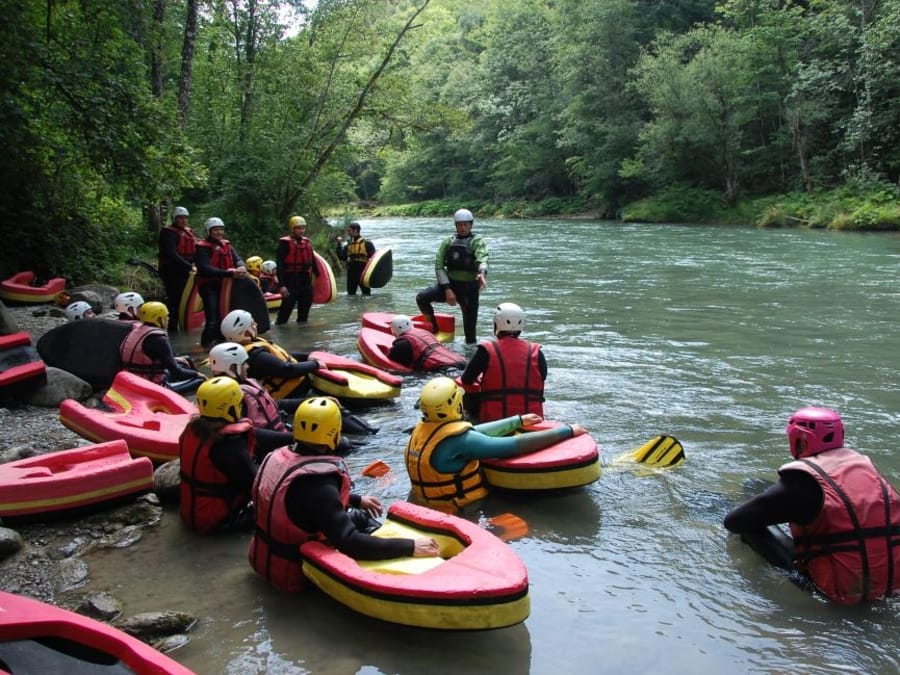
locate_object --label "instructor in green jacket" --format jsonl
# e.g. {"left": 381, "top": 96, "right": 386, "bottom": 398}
{"left": 416, "top": 208, "right": 489, "bottom": 345}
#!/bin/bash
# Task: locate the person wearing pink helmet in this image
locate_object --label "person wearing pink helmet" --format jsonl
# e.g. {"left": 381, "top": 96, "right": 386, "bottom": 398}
{"left": 724, "top": 406, "right": 900, "bottom": 604}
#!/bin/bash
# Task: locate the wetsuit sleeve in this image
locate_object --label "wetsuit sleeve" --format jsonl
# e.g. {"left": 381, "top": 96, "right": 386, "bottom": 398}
{"left": 435, "top": 237, "right": 451, "bottom": 286}
{"left": 248, "top": 349, "right": 319, "bottom": 379}
{"left": 723, "top": 470, "right": 823, "bottom": 532}
{"left": 253, "top": 428, "right": 294, "bottom": 459}
{"left": 429, "top": 424, "right": 576, "bottom": 473}
{"left": 387, "top": 337, "right": 413, "bottom": 366}
{"left": 232, "top": 248, "right": 245, "bottom": 270}
{"left": 365, "top": 240, "right": 375, "bottom": 257}
{"left": 285, "top": 476, "right": 414, "bottom": 560}
{"left": 275, "top": 239, "right": 288, "bottom": 284}
{"left": 336, "top": 241, "right": 348, "bottom": 261}
{"left": 472, "top": 234, "right": 489, "bottom": 275}
{"left": 538, "top": 346, "right": 547, "bottom": 380}
{"left": 208, "top": 433, "right": 258, "bottom": 494}
{"left": 459, "top": 345, "right": 489, "bottom": 385}
{"left": 142, "top": 334, "right": 197, "bottom": 381}
{"left": 472, "top": 415, "right": 525, "bottom": 437}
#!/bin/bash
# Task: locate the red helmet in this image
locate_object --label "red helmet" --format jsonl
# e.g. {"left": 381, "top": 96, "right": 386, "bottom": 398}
{"left": 786, "top": 407, "right": 844, "bottom": 459}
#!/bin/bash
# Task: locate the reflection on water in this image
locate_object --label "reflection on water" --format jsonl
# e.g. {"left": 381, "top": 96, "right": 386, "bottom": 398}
{"left": 84, "top": 220, "right": 900, "bottom": 674}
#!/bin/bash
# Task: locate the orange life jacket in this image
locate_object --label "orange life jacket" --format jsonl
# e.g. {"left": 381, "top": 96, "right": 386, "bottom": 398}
{"left": 400, "top": 327, "right": 466, "bottom": 371}
{"left": 279, "top": 236, "right": 314, "bottom": 275}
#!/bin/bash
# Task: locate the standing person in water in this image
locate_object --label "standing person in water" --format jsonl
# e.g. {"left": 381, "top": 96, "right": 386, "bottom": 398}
{"left": 724, "top": 406, "right": 900, "bottom": 604}
{"left": 275, "top": 215, "right": 316, "bottom": 325}
{"left": 157, "top": 206, "right": 197, "bottom": 331}
{"left": 416, "top": 208, "right": 489, "bottom": 345}
{"left": 335, "top": 222, "right": 375, "bottom": 296}
{"left": 194, "top": 217, "right": 247, "bottom": 348}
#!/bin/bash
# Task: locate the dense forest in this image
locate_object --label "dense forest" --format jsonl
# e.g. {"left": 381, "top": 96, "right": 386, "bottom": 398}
{"left": 2, "top": 0, "right": 899, "bottom": 284}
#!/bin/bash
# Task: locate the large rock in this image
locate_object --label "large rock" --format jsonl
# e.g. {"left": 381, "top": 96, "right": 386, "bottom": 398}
{"left": 0, "top": 301, "right": 21, "bottom": 334}
{"left": 0, "top": 527, "right": 24, "bottom": 559}
{"left": 26, "top": 366, "right": 93, "bottom": 407}
{"left": 153, "top": 460, "right": 181, "bottom": 505}
{"left": 67, "top": 290, "right": 104, "bottom": 315}
{"left": 116, "top": 610, "right": 196, "bottom": 640}
{"left": 69, "top": 285, "right": 120, "bottom": 313}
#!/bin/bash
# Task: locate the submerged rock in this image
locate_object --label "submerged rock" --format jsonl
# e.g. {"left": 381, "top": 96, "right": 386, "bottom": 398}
{"left": 116, "top": 610, "right": 197, "bottom": 640}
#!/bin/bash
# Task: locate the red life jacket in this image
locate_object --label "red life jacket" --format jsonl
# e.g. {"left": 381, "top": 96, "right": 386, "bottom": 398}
{"left": 248, "top": 449, "right": 350, "bottom": 593}
{"left": 119, "top": 323, "right": 167, "bottom": 385}
{"left": 179, "top": 420, "right": 255, "bottom": 535}
{"left": 196, "top": 238, "right": 237, "bottom": 284}
{"left": 165, "top": 225, "right": 197, "bottom": 262}
{"left": 477, "top": 337, "right": 544, "bottom": 422}
{"left": 782, "top": 447, "right": 900, "bottom": 604}
{"left": 279, "top": 236, "right": 314, "bottom": 275}
{"left": 401, "top": 327, "right": 466, "bottom": 371}
{"left": 240, "top": 378, "right": 285, "bottom": 431}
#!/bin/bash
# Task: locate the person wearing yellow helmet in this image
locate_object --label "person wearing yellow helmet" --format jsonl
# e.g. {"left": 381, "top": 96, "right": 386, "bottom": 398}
{"left": 249, "top": 397, "right": 439, "bottom": 593}
{"left": 179, "top": 376, "right": 258, "bottom": 534}
{"left": 275, "top": 215, "right": 316, "bottom": 324}
{"left": 416, "top": 208, "right": 489, "bottom": 345}
{"left": 335, "top": 222, "right": 375, "bottom": 296}
{"left": 405, "top": 376, "right": 587, "bottom": 512}
{"left": 195, "top": 216, "right": 247, "bottom": 348}
{"left": 119, "top": 301, "right": 202, "bottom": 389}
{"left": 157, "top": 205, "right": 198, "bottom": 331}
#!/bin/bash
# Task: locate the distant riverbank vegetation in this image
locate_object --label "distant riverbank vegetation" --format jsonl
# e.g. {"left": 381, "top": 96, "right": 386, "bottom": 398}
{"left": 4, "top": 0, "right": 900, "bottom": 285}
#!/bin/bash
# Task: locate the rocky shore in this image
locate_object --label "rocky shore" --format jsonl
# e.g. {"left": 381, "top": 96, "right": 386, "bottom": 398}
{"left": 0, "top": 300, "right": 196, "bottom": 651}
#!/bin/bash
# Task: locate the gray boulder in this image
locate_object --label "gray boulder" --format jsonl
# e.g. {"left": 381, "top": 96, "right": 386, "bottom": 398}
{"left": 69, "top": 285, "right": 120, "bottom": 313}
{"left": 26, "top": 367, "right": 93, "bottom": 407}
{"left": 0, "top": 301, "right": 20, "bottom": 334}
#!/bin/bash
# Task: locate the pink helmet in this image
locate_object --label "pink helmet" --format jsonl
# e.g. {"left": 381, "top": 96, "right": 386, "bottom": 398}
{"left": 786, "top": 407, "right": 844, "bottom": 459}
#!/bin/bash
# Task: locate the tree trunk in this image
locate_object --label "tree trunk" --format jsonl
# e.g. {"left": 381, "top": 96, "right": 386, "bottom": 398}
{"left": 178, "top": 0, "right": 199, "bottom": 129}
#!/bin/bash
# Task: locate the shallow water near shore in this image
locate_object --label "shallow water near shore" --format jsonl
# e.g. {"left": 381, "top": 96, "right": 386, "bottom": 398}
{"left": 85, "top": 218, "right": 900, "bottom": 674}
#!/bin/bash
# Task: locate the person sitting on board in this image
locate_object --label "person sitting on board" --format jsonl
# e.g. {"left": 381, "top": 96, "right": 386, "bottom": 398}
{"left": 335, "top": 221, "right": 375, "bottom": 296}
{"left": 259, "top": 260, "right": 279, "bottom": 293}
{"left": 275, "top": 215, "right": 316, "bottom": 325}
{"left": 458, "top": 302, "right": 546, "bottom": 422}
{"left": 220, "top": 309, "right": 322, "bottom": 400}
{"left": 113, "top": 291, "right": 144, "bottom": 322}
{"left": 119, "top": 301, "right": 202, "bottom": 387}
{"left": 65, "top": 301, "right": 96, "bottom": 321}
{"left": 405, "top": 376, "right": 587, "bottom": 513}
{"left": 248, "top": 396, "right": 440, "bottom": 593}
{"left": 219, "top": 310, "right": 378, "bottom": 438}
{"left": 416, "top": 208, "right": 489, "bottom": 346}
{"left": 195, "top": 216, "right": 247, "bottom": 348}
{"left": 179, "top": 376, "right": 258, "bottom": 535}
{"left": 724, "top": 406, "right": 900, "bottom": 604}
{"left": 387, "top": 314, "right": 466, "bottom": 372}
{"left": 157, "top": 205, "right": 197, "bottom": 332}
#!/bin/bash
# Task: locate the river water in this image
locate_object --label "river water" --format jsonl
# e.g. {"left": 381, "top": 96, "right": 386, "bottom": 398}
{"left": 85, "top": 218, "right": 900, "bottom": 674}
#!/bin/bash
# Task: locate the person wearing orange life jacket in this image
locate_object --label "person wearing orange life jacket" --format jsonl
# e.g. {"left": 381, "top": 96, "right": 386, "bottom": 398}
{"left": 220, "top": 309, "right": 322, "bottom": 400}
{"left": 114, "top": 291, "right": 144, "bottom": 322}
{"left": 157, "top": 206, "right": 197, "bottom": 331}
{"left": 724, "top": 407, "right": 900, "bottom": 604}
{"left": 249, "top": 397, "right": 439, "bottom": 593}
{"left": 459, "top": 302, "right": 546, "bottom": 422}
{"left": 195, "top": 217, "right": 247, "bottom": 348}
{"left": 335, "top": 222, "right": 375, "bottom": 296}
{"left": 259, "top": 260, "right": 279, "bottom": 293}
{"left": 119, "top": 301, "right": 200, "bottom": 387}
{"left": 275, "top": 215, "right": 316, "bottom": 324}
{"left": 405, "top": 377, "right": 587, "bottom": 512}
{"left": 387, "top": 314, "right": 466, "bottom": 372}
{"left": 179, "top": 377, "right": 258, "bottom": 535}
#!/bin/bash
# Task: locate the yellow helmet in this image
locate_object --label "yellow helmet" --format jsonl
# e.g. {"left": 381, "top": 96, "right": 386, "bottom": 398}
{"left": 293, "top": 397, "right": 342, "bottom": 450}
{"left": 288, "top": 215, "right": 307, "bottom": 230}
{"left": 245, "top": 256, "right": 263, "bottom": 276}
{"left": 418, "top": 376, "right": 463, "bottom": 422}
{"left": 196, "top": 376, "right": 243, "bottom": 423}
{"left": 137, "top": 301, "right": 169, "bottom": 329}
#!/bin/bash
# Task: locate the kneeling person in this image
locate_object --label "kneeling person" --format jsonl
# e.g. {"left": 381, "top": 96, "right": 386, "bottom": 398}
{"left": 387, "top": 314, "right": 466, "bottom": 372}
{"left": 249, "top": 397, "right": 439, "bottom": 593}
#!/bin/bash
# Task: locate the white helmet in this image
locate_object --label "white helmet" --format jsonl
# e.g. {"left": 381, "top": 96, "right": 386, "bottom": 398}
{"left": 493, "top": 302, "right": 524, "bottom": 336}
{"left": 114, "top": 291, "right": 144, "bottom": 317}
{"left": 220, "top": 309, "right": 255, "bottom": 341}
{"left": 453, "top": 208, "right": 474, "bottom": 223}
{"left": 261, "top": 260, "right": 277, "bottom": 275}
{"left": 208, "top": 342, "right": 249, "bottom": 377}
{"left": 390, "top": 315, "right": 413, "bottom": 337}
{"left": 65, "top": 301, "right": 95, "bottom": 321}
{"left": 205, "top": 217, "right": 225, "bottom": 234}
{"left": 173, "top": 206, "right": 189, "bottom": 218}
